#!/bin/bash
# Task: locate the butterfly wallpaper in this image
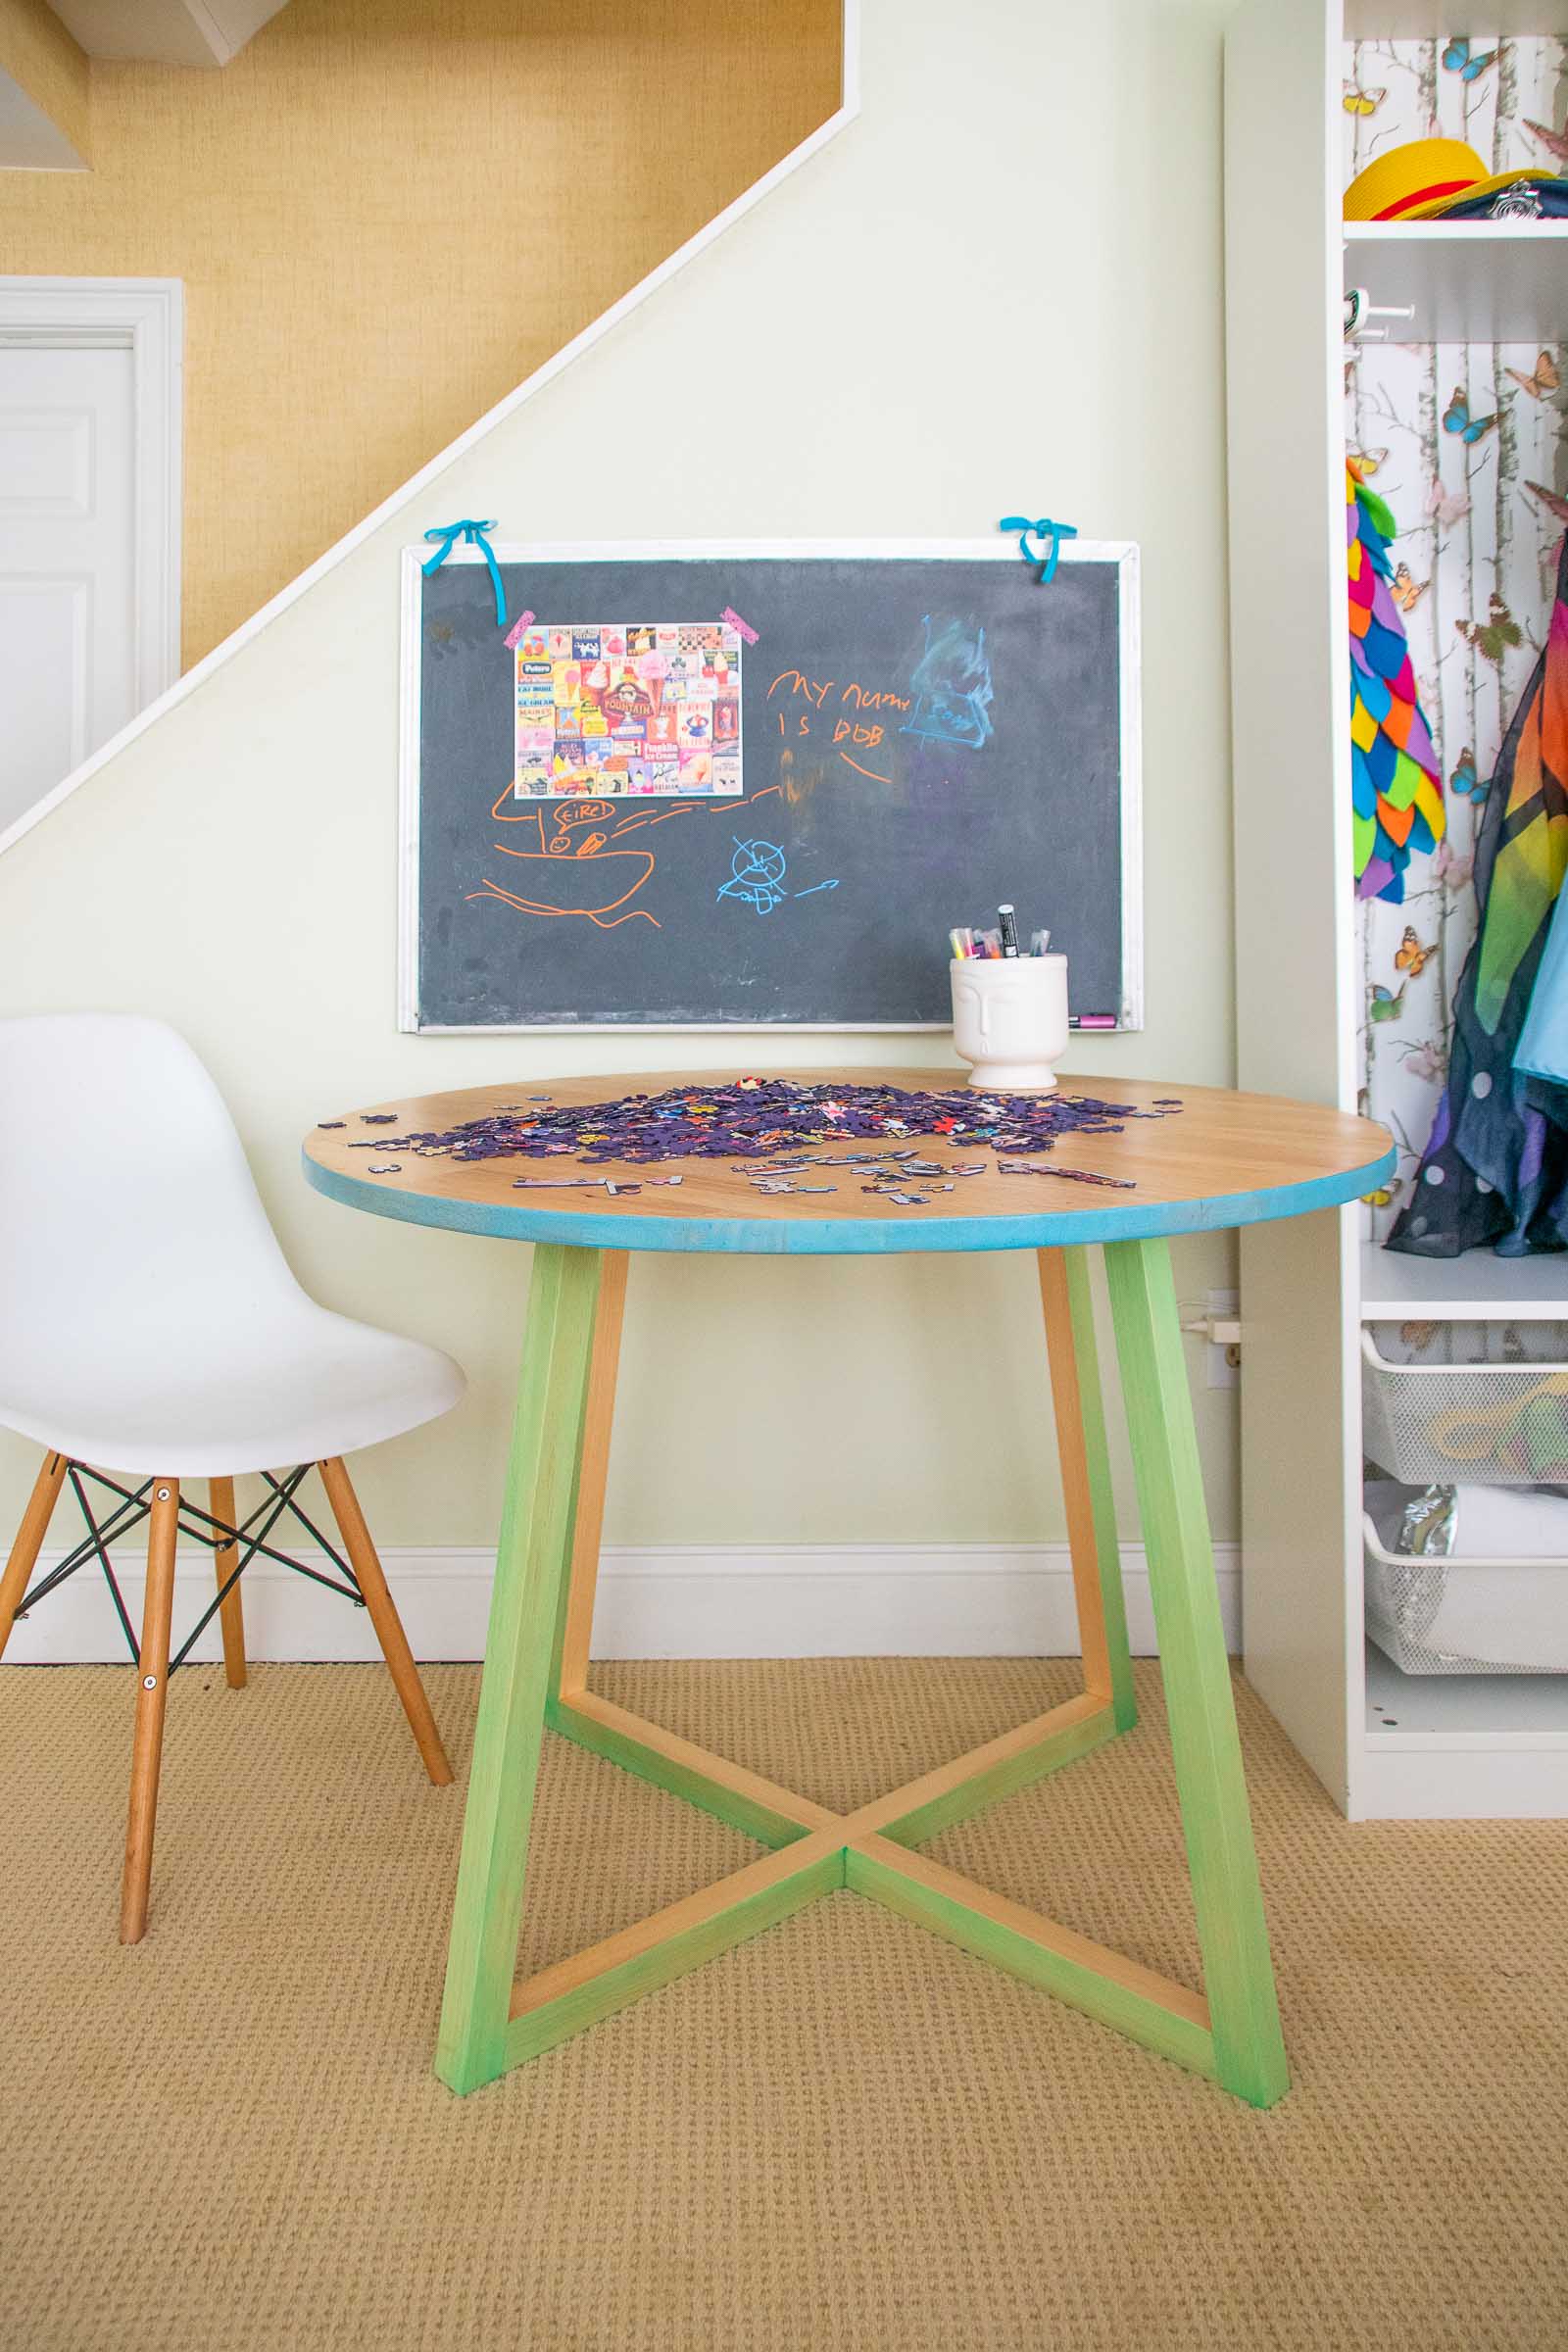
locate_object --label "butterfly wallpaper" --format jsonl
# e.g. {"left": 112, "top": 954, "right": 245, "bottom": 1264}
{"left": 1344, "top": 34, "right": 1568, "bottom": 1236}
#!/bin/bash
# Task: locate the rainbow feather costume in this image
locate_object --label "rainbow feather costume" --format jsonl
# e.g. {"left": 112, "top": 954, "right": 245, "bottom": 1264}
{"left": 1389, "top": 533, "right": 1568, "bottom": 1257}
{"left": 1348, "top": 460, "right": 1444, "bottom": 901}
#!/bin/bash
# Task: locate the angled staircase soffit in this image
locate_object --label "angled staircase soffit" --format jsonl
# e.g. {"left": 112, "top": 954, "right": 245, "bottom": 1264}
{"left": 46, "top": 2, "right": 290, "bottom": 70}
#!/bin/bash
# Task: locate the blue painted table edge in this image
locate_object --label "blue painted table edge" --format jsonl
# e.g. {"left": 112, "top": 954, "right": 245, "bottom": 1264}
{"left": 301, "top": 1143, "right": 1397, "bottom": 1256}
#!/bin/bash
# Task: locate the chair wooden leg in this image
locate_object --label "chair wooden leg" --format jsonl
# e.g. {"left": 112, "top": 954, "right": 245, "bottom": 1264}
{"left": 121, "top": 1480, "right": 180, "bottom": 1944}
{"left": 0, "top": 1451, "right": 68, "bottom": 1664}
{"left": 209, "top": 1475, "right": 247, "bottom": 1690}
{"left": 316, "top": 1456, "right": 454, "bottom": 1787}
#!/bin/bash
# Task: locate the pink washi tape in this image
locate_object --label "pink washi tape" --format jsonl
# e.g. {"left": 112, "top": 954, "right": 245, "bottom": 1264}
{"left": 503, "top": 609, "right": 537, "bottom": 652}
{"left": 721, "top": 607, "right": 760, "bottom": 645}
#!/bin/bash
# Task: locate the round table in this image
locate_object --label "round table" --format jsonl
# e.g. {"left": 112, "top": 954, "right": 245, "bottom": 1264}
{"left": 304, "top": 1071, "right": 1392, "bottom": 2108}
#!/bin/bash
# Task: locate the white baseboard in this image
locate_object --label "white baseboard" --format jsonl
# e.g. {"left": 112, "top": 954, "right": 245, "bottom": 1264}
{"left": 0, "top": 1542, "right": 1240, "bottom": 1664}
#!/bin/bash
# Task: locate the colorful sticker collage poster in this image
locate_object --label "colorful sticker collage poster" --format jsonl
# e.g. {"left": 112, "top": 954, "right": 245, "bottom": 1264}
{"left": 513, "top": 621, "right": 743, "bottom": 798}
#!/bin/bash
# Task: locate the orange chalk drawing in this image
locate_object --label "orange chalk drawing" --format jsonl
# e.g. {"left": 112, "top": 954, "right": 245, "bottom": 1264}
{"left": 467, "top": 795, "right": 662, "bottom": 929}
{"left": 467, "top": 783, "right": 789, "bottom": 931}
{"left": 769, "top": 667, "right": 902, "bottom": 784}
{"left": 767, "top": 669, "right": 837, "bottom": 708}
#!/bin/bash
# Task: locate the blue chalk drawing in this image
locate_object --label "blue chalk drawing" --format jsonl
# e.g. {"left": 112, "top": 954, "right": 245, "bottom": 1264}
{"left": 901, "top": 615, "right": 995, "bottom": 752}
{"left": 716, "top": 839, "right": 840, "bottom": 914}
{"left": 718, "top": 838, "right": 789, "bottom": 912}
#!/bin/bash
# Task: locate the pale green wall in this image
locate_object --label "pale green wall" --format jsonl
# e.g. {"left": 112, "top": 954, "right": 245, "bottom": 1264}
{"left": 0, "top": 0, "right": 1241, "bottom": 1563}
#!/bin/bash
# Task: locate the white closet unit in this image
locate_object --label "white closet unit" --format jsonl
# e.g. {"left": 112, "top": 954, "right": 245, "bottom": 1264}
{"left": 1223, "top": 0, "right": 1568, "bottom": 1818}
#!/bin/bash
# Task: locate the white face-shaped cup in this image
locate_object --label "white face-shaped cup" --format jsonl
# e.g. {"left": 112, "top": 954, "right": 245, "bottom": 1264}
{"left": 950, "top": 954, "right": 1070, "bottom": 1092}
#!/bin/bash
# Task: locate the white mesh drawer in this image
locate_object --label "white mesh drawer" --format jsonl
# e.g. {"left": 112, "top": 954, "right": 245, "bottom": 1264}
{"left": 1361, "top": 1333, "right": 1568, "bottom": 1486}
{"left": 1363, "top": 1513, "right": 1568, "bottom": 1676}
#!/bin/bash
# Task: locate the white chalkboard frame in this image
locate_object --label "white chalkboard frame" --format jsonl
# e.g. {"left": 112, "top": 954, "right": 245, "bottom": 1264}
{"left": 397, "top": 536, "right": 1142, "bottom": 1034}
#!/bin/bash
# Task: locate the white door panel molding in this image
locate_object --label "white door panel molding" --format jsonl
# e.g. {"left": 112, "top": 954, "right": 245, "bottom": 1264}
{"left": 0, "top": 278, "right": 181, "bottom": 831}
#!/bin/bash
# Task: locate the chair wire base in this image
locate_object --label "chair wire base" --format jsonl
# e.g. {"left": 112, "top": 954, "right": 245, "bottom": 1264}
{"left": 15, "top": 1461, "right": 365, "bottom": 1673}
{"left": 0, "top": 1441, "right": 453, "bottom": 1943}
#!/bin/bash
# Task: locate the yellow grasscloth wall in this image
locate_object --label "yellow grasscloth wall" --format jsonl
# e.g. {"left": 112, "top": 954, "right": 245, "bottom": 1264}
{"left": 0, "top": 0, "right": 1242, "bottom": 1580}
{"left": 0, "top": 0, "right": 843, "bottom": 664}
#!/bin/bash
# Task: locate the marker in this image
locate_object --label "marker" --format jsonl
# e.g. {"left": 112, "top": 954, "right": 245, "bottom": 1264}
{"left": 1070, "top": 1014, "right": 1117, "bottom": 1030}
{"left": 1030, "top": 928, "right": 1052, "bottom": 956}
{"left": 998, "top": 904, "right": 1019, "bottom": 957}
{"left": 950, "top": 928, "right": 967, "bottom": 959}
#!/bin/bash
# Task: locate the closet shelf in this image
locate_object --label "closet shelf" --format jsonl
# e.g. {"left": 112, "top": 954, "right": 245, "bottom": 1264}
{"left": 1361, "top": 1239, "right": 1568, "bottom": 1320}
{"left": 1365, "top": 1642, "right": 1568, "bottom": 1745}
{"left": 1344, "top": 220, "right": 1568, "bottom": 343}
{"left": 1362, "top": 1641, "right": 1568, "bottom": 1815}
{"left": 1347, "top": 6, "right": 1568, "bottom": 35}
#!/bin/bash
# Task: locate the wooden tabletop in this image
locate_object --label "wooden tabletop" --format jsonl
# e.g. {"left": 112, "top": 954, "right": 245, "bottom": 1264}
{"left": 301, "top": 1070, "right": 1393, "bottom": 1257}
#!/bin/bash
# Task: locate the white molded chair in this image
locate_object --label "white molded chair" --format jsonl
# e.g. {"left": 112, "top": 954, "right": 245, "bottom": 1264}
{"left": 0, "top": 1015, "right": 466, "bottom": 1940}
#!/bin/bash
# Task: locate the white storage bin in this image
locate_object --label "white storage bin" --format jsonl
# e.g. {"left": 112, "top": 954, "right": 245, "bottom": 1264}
{"left": 1361, "top": 1331, "right": 1568, "bottom": 1485}
{"left": 1363, "top": 1510, "right": 1568, "bottom": 1677}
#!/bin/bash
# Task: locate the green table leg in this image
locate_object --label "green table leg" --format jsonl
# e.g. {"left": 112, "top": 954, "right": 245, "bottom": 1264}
{"left": 1102, "top": 1235, "right": 1290, "bottom": 2110}
{"left": 436, "top": 1243, "right": 603, "bottom": 2095}
{"left": 1041, "top": 1247, "right": 1137, "bottom": 1735}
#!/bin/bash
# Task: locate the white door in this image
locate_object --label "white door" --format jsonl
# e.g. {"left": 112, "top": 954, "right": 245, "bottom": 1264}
{"left": 0, "top": 340, "right": 138, "bottom": 832}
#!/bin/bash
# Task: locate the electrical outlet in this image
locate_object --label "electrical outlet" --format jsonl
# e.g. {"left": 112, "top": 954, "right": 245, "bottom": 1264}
{"left": 1182, "top": 1288, "right": 1242, "bottom": 1387}
{"left": 1203, "top": 1288, "right": 1240, "bottom": 1388}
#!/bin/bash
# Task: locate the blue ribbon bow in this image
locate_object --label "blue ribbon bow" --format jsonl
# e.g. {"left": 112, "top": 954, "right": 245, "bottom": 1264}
{"left": 421, "top": 518, "right": 508, "bottom": 629}
{"left": 999, "top": 514, "right": 1079, "bottom": 584}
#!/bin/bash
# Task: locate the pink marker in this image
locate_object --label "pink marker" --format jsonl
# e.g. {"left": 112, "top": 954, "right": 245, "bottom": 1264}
{"left": 503, "top": 609, "right": 537, "bottom": 652}
{"left": 1072, "top": 1015, "right": 1118, "bottom": 1030}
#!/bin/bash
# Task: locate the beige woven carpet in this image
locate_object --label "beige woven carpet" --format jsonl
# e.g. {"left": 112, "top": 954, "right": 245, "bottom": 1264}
{"left": 2, "top": 1659, "right": 1566, "bottom": 2352}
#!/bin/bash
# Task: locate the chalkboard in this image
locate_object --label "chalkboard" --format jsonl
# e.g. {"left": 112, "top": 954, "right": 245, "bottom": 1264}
{"left": 399, "top": 540, "right": 1141, "bottom": 1031}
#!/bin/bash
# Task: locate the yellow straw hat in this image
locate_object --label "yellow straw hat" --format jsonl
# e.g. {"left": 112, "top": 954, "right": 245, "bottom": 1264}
{"left": 1345, "top": 137, "right": 1543, "bottom": 220}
